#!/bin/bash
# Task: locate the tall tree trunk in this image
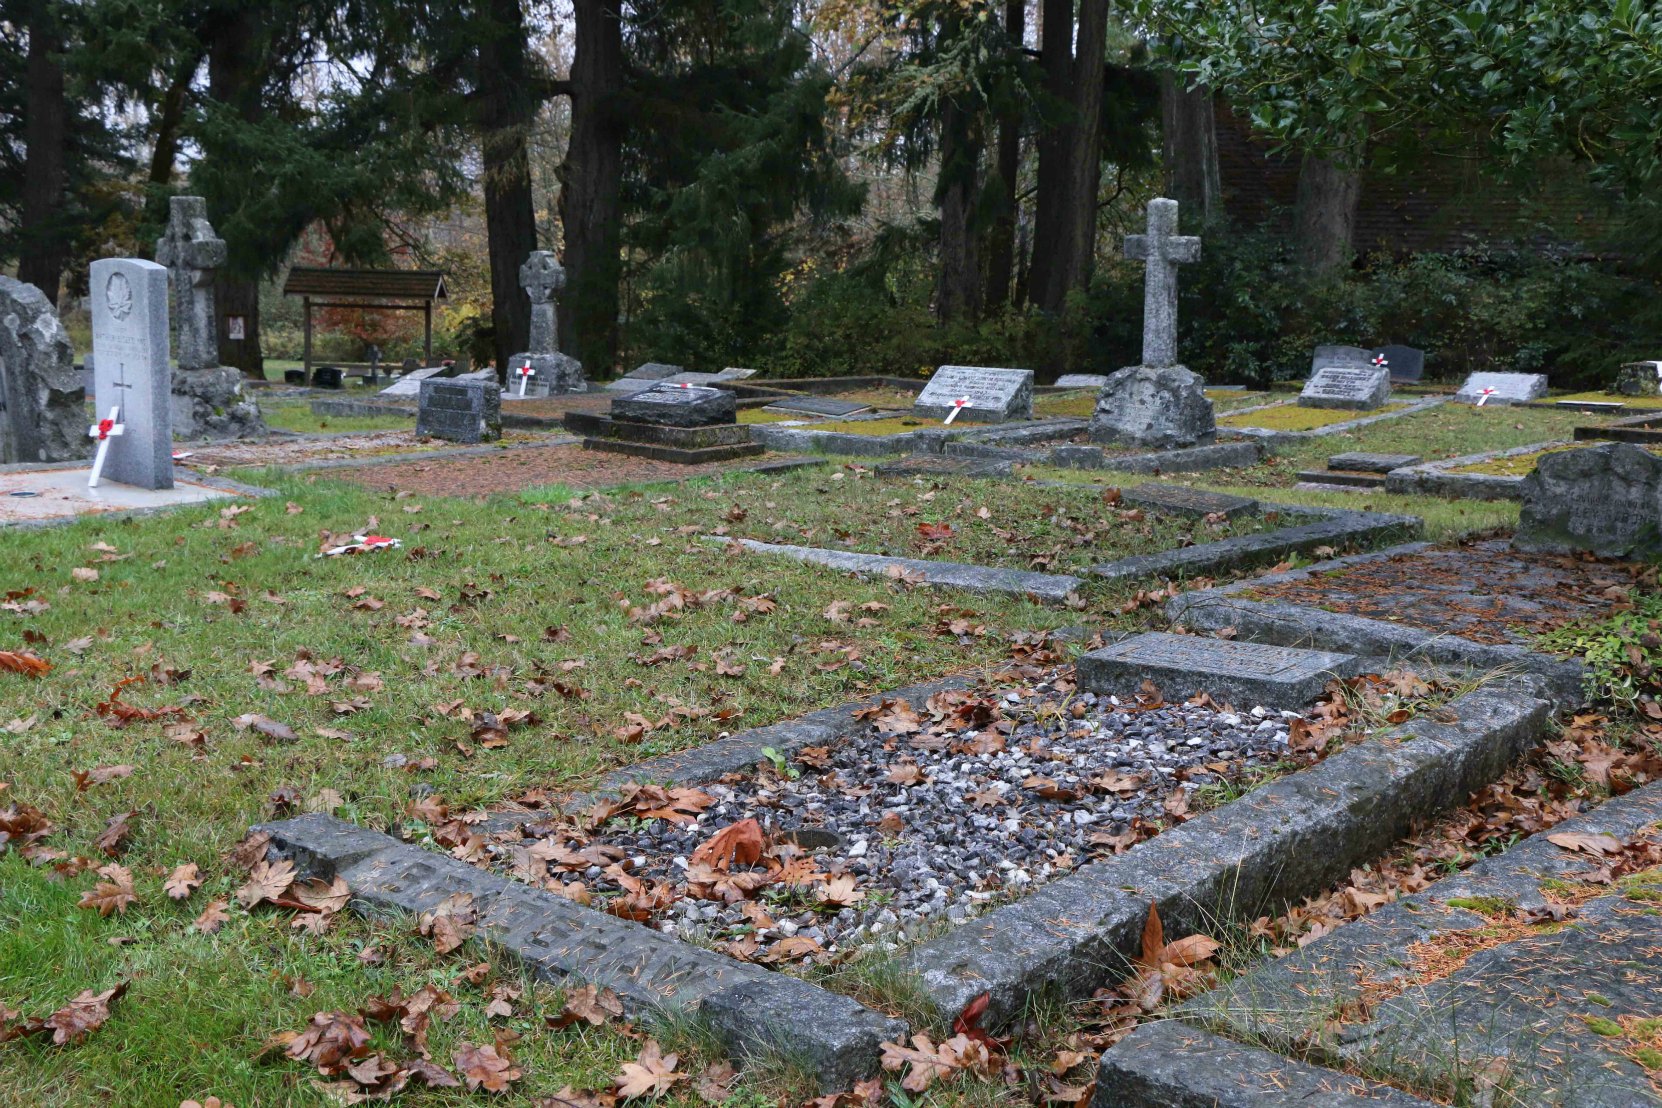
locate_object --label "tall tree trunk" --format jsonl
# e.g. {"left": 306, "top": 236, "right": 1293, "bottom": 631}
{"left": 1160, "top": 71, "right": 1220, "bottom": 226}
{"left": 476, "top": 0, "right": 538, "bottom": 379}
{"left": 144, "top": 56, "right": 200, "bottom": 228}
{"left": 935, "top": 96, "right": 982, "bottom": 323}
{"left": 1027, "top": 0, "right": 1075, "bottom": 313}
{"left": 559, "top": 0, "right": 624, "bottom": 377}
{"left": 207, "top": 10, "right": 264, "bottom": 377}
{"left": 1063, "top": 0, "right": 1108, "bottom": 286}
{"left": 17, "top": 2, "right": 69, "bottom": 305}
{"left": 983, "top": 0, "right": 1024, "bottom": 310}
{"left": 1294, "top": 137, "right": 1365, "bottom": 275}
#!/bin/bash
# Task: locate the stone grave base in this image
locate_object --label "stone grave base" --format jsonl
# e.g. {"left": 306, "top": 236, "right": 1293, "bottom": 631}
{"left": 1385, "top": 441, "right": 1574, "bottom": 501}
{"left": 565, "top": 410, "right": 764, "bottom": 465}
{"left": 0, "top": 464, "right": 264, "bottom": 527}
{"left": 1574, "top": 410, "right": 1662, "bottom": 445}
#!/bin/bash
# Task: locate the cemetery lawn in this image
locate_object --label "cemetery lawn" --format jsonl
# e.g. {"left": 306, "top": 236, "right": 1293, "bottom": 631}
{"left": 0, "top": 466, "right": 1128, "bottom": 1105}
{"left": 709, "top": 466, "right": 1267, "bottom": 573}
{"left": 260, "top": 399, "right": 417, "bottom": 435}
{"left": 1217, "top": 400, "right": 1415, "bottom": 432}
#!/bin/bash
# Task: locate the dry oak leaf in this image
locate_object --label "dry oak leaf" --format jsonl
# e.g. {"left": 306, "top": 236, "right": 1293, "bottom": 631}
{"left": 165, "top": 862, "right": 202, "bottom": 901}
{"left": 232, "top": 713, "right": 297, "bottom": 743}
{"left": 43, "top": 982, "right": 128, "bottom": 1045}
{"left": 0, "top": 650, "right": 51, "bottom": 677}
{"left": 688, "top": 819, "right": 766, "bottom": 872}
{"left": 455, "top": 1041, "right": 522, "bottom": 1092}
{"left": 548, "top": 984, "right": 625, "bottom": 1029}
{"left": 236, "top": 858, "right": 296, "bottom": 909}
{"left": 78, "top": 864, "right": 137, "bottom": 917}
{"left": 615, "top": 1040, "right": 685, "bottom": 1099}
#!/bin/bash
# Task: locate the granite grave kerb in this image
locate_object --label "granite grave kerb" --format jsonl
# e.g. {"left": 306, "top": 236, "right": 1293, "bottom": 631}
{"left": 1077, "top": 632, "right": 1360, "bottom": 710}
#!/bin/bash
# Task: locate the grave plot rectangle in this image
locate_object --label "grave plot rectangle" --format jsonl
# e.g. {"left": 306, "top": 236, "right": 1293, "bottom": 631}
{"left": 1298, "top": 365, "right": 1391, "bottom": 410}
{"left": 1454, "top": 371, "right": 1547, "bottom": 406}
{"left": 875, "top": 453, "right": 1014, "bottom": 479}
{"left": 1328, "top": 451, "right": 1422, "bottom": 473}
{"left": 1120, "top": 483, "right": 1258, "bottom": 519}
{"left": 1053, "top": 374, "right": 1107, "bottom": 389}
{"left": 1077, "top": 631, "right": 1357, "bottom": 709}
{"left": 763, "top": 396, "right": 872, "bottom": 418}
{"left": 90, "top": 257, "right": 174, "bottom": 490}
{"left": 416, "top": 378, "right": 501, "bottom": 443}
{"left": 913, "top": 365, "right": 1034, "bottom": 423}
{"left": 613, "top": 384, "right": 736, "bottom": 427}
{"left": 256, "top": 814, "right": 903, "bottom": 1090}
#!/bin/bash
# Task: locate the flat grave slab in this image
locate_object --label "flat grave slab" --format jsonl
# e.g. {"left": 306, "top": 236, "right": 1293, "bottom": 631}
{"left": 378, "top": 365, "right": 446, "bottom": 397}
{"left": 0, "top": 466, "right": 243, "bottom": 524}
{"left": 762, "top": 396, "right": 872, "bottom": 418}
{"left": 913, "top": 365, "right": 1034, "bottom": 423}
{"left": 1120, "top": 482, "right": 1258, "bottom": 519}
{"left": 874, "top": 453, "right": 1014, "bottom": 479}
{"left": 613, "top": 384, "right": 735, "bottom": 427}
{"left": 1295, "top": 469, "right": 1386, "bottom": 489}
{"left": 1455, "top": 371, "right": 1547, "bottom": 406}
{"left": 1053, "top": 373, "right": 1107, "bottom": 389}
{"left": 1240, "top": 538, "right": 1641, "bottom": 647}
{"left": 1328, "top": 451, "right": 1422, "bottom": 473}
{"left": 1077, "top": 631, "right": 1357, "bottom": 709}
{"left": 1299, "top": 365, "right": 1391, "bottom": 410}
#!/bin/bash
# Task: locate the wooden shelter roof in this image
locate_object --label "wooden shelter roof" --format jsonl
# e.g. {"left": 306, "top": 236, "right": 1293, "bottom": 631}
{"left": 281, "top": 267, "right": 448, "bottom": 302}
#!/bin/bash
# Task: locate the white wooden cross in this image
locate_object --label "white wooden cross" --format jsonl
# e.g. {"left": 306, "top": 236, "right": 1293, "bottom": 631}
{"left": 1477, "top": 386, "right": 1497, "bottom": 407}
{"left": 87, "top": 406, "right": 125, "bottom": 488}
{"left": 516, "top": 360, "right": 536, "bottom": 397}
{"left": 942, "top": 396, "right": 970, "bottom": 425}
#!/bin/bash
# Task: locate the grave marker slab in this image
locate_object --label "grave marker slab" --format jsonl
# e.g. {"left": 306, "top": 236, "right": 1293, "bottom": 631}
{"left": 764, "top": 396, "right": 872, "bottom": 418}
{"left": 379, "top": 364, "right": 446, "bottom": 397}
{"left": 1514, "top": 442, "right": 1662, "bottom": 558}
{"left": 1121, "top": 483, "right": 1258, "bottom": 520}
{"left": 1454, "top": 372, "right": 1547, "bottom": 406}
{"left": 613, "top": 383, "right": 736, "bottom": 427}
{"left": 1299, "top": 365, "right": 1391, "bottom": 410}
{"left": 507, "top": 251, "right": 585, "bottom": 396}
{"left": 90, "top": 258, "right": 174, "bottom": 490}
{"left": 417, "top": 378, "right": 501, "bottom": 443}
{"left": 1077, "top": 632, "right": 1358, "bottom": 709}
{"left": 1054, "top": 374, "right": 1108, "bottom": 389}
{"left": 1308, "top": 345, "right": 1374, "bottom": 376}
{"left": 913, "top": 365, "right": 1034, "bottom": 423}
{"left": 1327, "top": 452, "right": 1422, "bottom": 473}
{"left": 1374, "top": 344, "right": 1425, "bottom": 383}
{"left": 875, "top": 453, "right": 1014, "bottom": 479}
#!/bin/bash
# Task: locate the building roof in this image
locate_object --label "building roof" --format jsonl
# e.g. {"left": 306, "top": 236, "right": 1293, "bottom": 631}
{"left": 281, "top": 267, "right": 448, "bottom": 302}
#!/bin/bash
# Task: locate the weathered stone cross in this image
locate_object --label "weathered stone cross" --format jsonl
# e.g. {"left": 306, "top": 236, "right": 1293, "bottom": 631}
{"left": 1124, "top": 197, "right": 1200, "bottom": 369}
{"left": 520, "top": 251, "right": 566, "bottom": 356}
{"left": 154, "top": 196, "right": 228, "bottom": 371}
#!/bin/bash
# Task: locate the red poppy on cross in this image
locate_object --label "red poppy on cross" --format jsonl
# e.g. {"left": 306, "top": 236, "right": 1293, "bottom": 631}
{"left": 516, "top": 361, "right": 535, "bottom": 396}
{"left": 942, "top": 397, "right": 970, "bottom": 425}
{"left": 86, "top": 406, "right": 125, "bottom": 488}
{"left": 1477, "top": 386, "right": 1497, "bottom": 407}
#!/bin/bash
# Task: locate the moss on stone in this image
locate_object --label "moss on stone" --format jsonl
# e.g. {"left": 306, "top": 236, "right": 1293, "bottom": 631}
{"left": 1219, "top": 401, "right": 1413, "bottom": 432}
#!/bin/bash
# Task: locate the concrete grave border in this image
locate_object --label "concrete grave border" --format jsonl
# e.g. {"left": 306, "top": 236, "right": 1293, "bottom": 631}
{"left": 1164, "top": 780, "right": 1662, "bottom": 1107}
{"left": 1383, "top": 440, "right": 1575, "bottom": 501}
{"left": 1164, "top": 543, "right": 1585, "bottom": 706}
{"left": 896, "top": 673, "right": 1559, "bottom": 1027}
{"left": 938, "top": 439, "right": 1266, "bottom": 475}
{"left": 254, "top": 814, "right": 905, "bottom": 1091}
{"left": 0, "top": 457, "right": 275, "bottom": 531}
{"left": 1220, "top": 396, "right": 1444, "bottom": 442}
{"left": 747, "top": 417, "right": 1087, "bottom": 458}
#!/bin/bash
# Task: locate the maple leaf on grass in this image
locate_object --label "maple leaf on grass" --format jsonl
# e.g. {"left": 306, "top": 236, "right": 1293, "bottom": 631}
{"left": 285, "top": 1009, "right": 372, "bottom": 1074}
{"left": 42, "top": 982, "right": 128, "bottom": 1045}
{"left": 236, "top": 858, "right": 295, "bottom": 909}
{"left": 879, "top": 1033, "right": 988, "bottom": 1093}
{"left": 688, "top": 818, "right": 765, "bottom": 872}
{"left": 548, "top": 984, "right": 625, "bottom": 1029}
{"left": 164, "top": 862, "right": 202, "bottom": 900}
{"left": 193, "top": 898, "right": 230, "bottom": 934}
{"left": 615, "top": 1039, "right": 685, "bottom": 1099}
{"left": 455, "top": 1040, "right": 522, "bottom": 1092}
{"left": 94, "top": 809, "right": 138, "bottom": 857}
{"left": 950, "top": 991, "right": 1009, "bottom": 1055}
{"left": 419, "top": 891, "right": 477, "bottom": 954}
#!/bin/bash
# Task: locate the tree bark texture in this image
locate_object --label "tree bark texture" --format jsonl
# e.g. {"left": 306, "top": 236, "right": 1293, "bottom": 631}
{"left": 17, "top": 3, "right": 69, "bottom": 305}
{"left": 1294, "top": 141, "right": 1365, "bottom": 275}
{"left": 982, "top": 0, "right": 1024, "bottom": 310}
{"left": 1027, "top": 0, "right": 1074, "bottom": 313}
{"left": 1160, "top": 71, "right": 1220, "bottom": 226}
{"left": 558, "top": 0, "right": 624, "bottom": 377}
{"left": 476, "top": 0, "right": 538, "bottom": 378}
{"left": 1062, "top": 0, "right": 1107, "bottom": 286}
{"left": 206, "top": 8, "right": 265, "bottom": 376}
{"left": 935, "top": 95, "right": 982, "bottom": 323}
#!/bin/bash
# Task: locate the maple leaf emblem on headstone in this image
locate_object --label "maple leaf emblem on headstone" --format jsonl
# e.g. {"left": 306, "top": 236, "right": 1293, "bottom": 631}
{"left": 104, "top": 272, "right": 133, "bottom": 321}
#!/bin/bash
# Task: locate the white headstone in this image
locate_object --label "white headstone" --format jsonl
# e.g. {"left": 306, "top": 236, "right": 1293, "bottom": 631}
{"left": 1298, "top": 365, "right": 1391, "bottom": 410}
{"left": 1455, "top": 372, "right": 1547, "bottom": 406}
{"left": 913, "top": 366, "right": 1034, "bottom": 423}
{"left": 90, "top": 258, "right": 173, "bottom": 490}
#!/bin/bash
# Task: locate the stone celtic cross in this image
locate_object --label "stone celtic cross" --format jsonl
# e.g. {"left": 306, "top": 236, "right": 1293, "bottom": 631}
{"left": 520, "top": 251, "right": 566, "bottom": 355}
{"left": 154, "top": 196, "right": 227, "bottom": 371}
{"left": 1124, "top": 197, "right": 1200, "bottom": 369}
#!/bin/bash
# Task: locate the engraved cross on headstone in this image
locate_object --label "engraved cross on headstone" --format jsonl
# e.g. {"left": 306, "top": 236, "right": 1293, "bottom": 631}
{"left": 154, "top": 196, "right": 228, "bottom": 371}
{"left": 1123, "top": 197, "right": 1200, "bottom": 369}
{"left": 520, "top": 251, "right": 565, "bottom": 356}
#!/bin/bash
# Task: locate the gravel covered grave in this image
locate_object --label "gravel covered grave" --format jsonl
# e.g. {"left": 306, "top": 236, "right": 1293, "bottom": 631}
{"left": 490, "top": 672, "right": 1308, "bottom": 965}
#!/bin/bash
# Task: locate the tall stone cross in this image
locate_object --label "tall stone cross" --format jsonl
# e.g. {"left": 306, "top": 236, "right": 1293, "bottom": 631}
{"left": 520, "top": 251, "right": 566, "bottom": 356}
{"left": 1124, "top": 197, "right": 1200, "bottom": 369}
{"left": 154, "top": 196, "right": 228, "bottom": 371}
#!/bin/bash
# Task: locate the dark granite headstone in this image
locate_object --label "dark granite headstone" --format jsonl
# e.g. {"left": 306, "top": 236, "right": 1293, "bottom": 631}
{"left": 1514, "top": 442, "right": 1662, "bottom": 558}
{"left": 312, "top": 366, "right": 343, "bottom": 390}
{"left": 913, "top": 365, "right": 1034, "bottom": 423}
{"left": 1298, "top": 365, "right": 1391, "bottom": 410}
{"left": 417, "top": 378, "right": 501, "bottom": 443}
{"left": 1615, "top": 361, "right": 1662, "bottom": 398}
{"left": 1077, "top": 632, "right": 1358, "bottom": 710}
{"left": 1374, "top": 345, "right": 1425, "bottom": 383}
{"left": 283, "top": 369, "right": 306, "bottom": 385}
{"left": 612, "top": 383, "right": 735, "bottom": 427}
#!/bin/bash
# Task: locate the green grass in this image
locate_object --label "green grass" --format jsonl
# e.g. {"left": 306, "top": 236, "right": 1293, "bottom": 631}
{"left": 712, "top": 467, "right": 1271, "bottom": 574}
{"left": 0, "top": 465, "right": 1136, "bottom": 1104}
{"left": 1218, "top": 401, "right": 1415, "bottom": 432}
{"left": 259, "top": 399, "right": 415, "bottom": 435}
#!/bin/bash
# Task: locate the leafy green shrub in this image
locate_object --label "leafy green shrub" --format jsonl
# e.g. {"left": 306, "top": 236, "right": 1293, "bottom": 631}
{"left": 1537, "top": 592, "right": 1662, "bottom": 709}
